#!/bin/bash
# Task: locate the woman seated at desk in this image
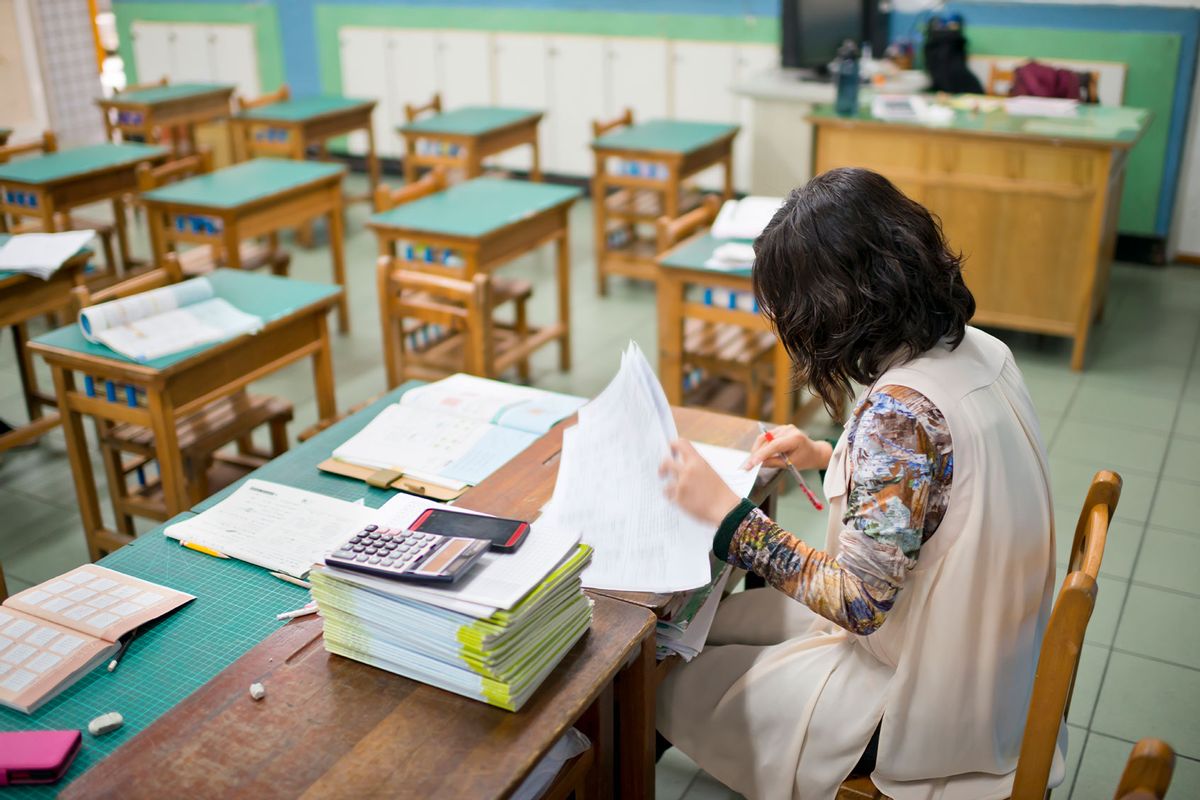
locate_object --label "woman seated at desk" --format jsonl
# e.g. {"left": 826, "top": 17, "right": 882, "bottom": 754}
{"left": 658, "top": 168, "right": 1057, "bottom": 799}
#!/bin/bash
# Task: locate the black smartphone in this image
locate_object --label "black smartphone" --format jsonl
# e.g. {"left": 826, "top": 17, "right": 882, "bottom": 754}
{"left": 410, "top": 508, "right": 530, "bottom": 552}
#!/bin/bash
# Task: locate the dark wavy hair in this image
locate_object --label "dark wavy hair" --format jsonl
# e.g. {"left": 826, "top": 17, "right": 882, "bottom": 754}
{"left": 752, "top": 168, "right": 975, "bottom": 415}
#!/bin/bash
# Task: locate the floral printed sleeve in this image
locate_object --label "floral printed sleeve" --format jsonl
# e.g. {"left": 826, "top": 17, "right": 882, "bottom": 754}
{"left": 713, "top": 386, "right": 952, "bottom": 635}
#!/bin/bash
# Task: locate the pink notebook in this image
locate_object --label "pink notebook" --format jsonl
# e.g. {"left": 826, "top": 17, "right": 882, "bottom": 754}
{"left": 0, "top": 729, "right": 82, "bottom": 785}
{"left": 0, "top": 565, "right": 193, "bottom": 713}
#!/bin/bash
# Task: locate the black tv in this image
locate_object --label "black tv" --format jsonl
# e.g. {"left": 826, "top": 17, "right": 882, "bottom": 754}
{"left": 780, "top": 0, "right": 890, "bottom": 75}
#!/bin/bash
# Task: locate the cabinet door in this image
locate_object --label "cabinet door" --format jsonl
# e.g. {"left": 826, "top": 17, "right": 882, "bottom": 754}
{"left": 389, "top": 29, "right": 439, "bottom": 160}
{"left": 130, "top": 21, "right": 172, "bottom": 86}
{"left": 437, "top": 30, "right": 492, "bottom": 107}
{"left": 208, "top": 24, "right": 260, "bottom": 100}
{"left": 340, "top": 27, "right": 391, "bottom": 156}
{"left": 670, "top": 41, "right": 738, "bottom": 190}
{"left": 546, "top": 35, "right": 606, "bottom": 176}
{"left": 734, "top": 43, "right": 778, "bottom": 193}
{"left": 169, "top": 24, "right": 213, "bottom": 83}
{"left": 604, "top": 37, "right": 669, "bottom": 122}
{"left": 491, "top": 33, "right": 548, "bottom": 171}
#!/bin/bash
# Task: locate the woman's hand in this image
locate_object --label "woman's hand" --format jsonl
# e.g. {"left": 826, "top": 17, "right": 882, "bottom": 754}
{"left": 743, "top": 425, "right": 833, "bottom": 471}
{"left": 659, "top": 439, "right": 742, "bottom": 526}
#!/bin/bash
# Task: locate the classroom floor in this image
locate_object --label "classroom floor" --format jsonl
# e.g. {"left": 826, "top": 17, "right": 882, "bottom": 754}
{"left": 1, "top": 174, "right": 1199, "bottom": 798}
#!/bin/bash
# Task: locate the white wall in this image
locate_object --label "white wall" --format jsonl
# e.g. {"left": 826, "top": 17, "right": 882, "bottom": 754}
{"left": 0, "top": 0, "right": 51, "bottom": 140}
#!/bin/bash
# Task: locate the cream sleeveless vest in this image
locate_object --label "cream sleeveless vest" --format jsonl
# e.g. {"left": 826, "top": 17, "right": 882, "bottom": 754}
{"left": 657, "top": 327, "right": 1061, "bottom": 799}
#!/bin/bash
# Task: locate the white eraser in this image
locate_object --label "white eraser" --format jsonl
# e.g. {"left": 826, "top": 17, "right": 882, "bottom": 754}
{"left": 88, "top": 711, "right": 124, "bottom": 736}
{"left": 249, "top": 682, "right": 266, "bottom": 701}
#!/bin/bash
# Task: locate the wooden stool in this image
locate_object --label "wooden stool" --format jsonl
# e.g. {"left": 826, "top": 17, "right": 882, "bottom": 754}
{"left": 1115, "top": 738, "right": 1174, "bottom": 799}
{"left": 838, "top": 470, "right": 1121, "bottom": 800}
{"left": 135, "top": 149, "right": 291, "bottom": 277}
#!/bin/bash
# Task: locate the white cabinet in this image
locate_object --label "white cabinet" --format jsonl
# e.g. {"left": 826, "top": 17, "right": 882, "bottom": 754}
{"left": 545, "top": 35, "right": 606, "bottom": 176}
{"left": 437, "top": 30, "right": 492, "bottom": 108}
{"left": 670, "top": 41, "right": 738, "bottom": 190}
{"left": 386, "top": 30, "right": 438, "bottom": 159}
{"left": 733, "top": 44, "right": 778, "bottom": 194}
{"left": 492, "top": 33, "right": 548, "bottom": 172}
{"left": 339, "top": 28, "right": 392, "bottom": 157}
{"left": 130, "top": 22, "right": 259, "bottom": 98}
{"left": 604, "top": 37, "right": 669, "bottom": 122}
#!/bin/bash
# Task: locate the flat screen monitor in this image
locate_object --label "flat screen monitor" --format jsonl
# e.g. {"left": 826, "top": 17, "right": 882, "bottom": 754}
{"left": 781, "top": 0, "right": 885, "bottom": 73}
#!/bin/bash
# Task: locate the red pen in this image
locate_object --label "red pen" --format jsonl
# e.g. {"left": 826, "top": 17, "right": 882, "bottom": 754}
{"left": 758, "top": 422, "right": 825, "bottom": 511}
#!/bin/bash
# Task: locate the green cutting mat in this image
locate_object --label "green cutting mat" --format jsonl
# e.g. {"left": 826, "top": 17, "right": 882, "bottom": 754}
{"left": 0, "top": 520, "right": 309, "bottom": 797}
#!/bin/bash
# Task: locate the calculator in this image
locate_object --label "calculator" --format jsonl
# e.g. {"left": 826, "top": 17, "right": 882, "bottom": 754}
{"left": 324, "top": 524, "right": 490, "bottom": 583}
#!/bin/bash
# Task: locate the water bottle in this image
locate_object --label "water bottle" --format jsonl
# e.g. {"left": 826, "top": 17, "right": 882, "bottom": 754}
{"left": 834, "top": 40, "right": 861, "bottom": 117}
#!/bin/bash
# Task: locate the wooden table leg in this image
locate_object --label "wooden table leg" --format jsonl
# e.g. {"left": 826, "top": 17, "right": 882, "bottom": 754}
{"left": 556, "top": 222, "right": 571, "bottom": 372}
{"left": 404, "top": 137, "right": 418, "bottom": 185}
{"left": 312, "top": 313, "right": 338, "bottom": 423}
{"left": 614, "top": 635, "right": 656, "bottom": 800}
{"left": 223, "top": 225, "right": 243, "bottom": 270}
{"left": 771, "top": 341, "right": 791, "bottom": 425}
{"left": 50, "top": 368, "right": 108, "bottom": 562}
{"left": 592, "top": 151, "right": 609, "bottom": 297}
{"left": 577, "top": 680, "right": 615, "bottom": 800}
{"left": 722, "top": 151, "right": 734, "bottom": 200}
{"left": 530, "top": 131, "right": 543, "bottom": 182}
{"left": 112, "top": 195, "right": 134, "bottom": 274}
{"left": 327, "top": 195, "right": 350, "bottom": 334}
{"left": 365, "top": 126, "right": 382, "bottom": 198}
{"left": 658, "top": 273, "right": 685, "bottom": 407}
{"left": 12, "top": 322, "right": 42, "bottom": 422}
{"left": 146, "top": 387, "right": 189, "bottom": 518}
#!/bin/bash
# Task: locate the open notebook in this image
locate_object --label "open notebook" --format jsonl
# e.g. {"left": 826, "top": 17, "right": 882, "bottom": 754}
{"left": 322, "top": 375, "right": 586, "bottom": 500}
{"left": 0, "top": 565, "right": 193, "bottom": 713}
{"left": 79, "top": 276, "right": 262, "bottom": 362}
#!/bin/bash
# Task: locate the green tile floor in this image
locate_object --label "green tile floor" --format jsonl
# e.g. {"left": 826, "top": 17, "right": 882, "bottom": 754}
{"left": 1, "top": 174, "right": 1199, "bottom": 798}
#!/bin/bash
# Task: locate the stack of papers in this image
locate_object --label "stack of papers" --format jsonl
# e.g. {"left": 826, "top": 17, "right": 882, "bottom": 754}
{"left": 80, "top": 276, "right": 263, "bottom": 361}
{"left": 711, "top": 196, "right": 783, "bottom": 240}
{"left": 540, "top": 342, "right": 759, "bottom": 593}
{"left": 0, "top": 230, "right": 94, "bottom": 280}
{"left": 655, "top": 563, "right": 730, "bottom": 661}
{"left": 1005, "top": 96, "right": 1079, "bottom": 117}
{"left": 310, "top": 493, "right": 593, "bottom": 712}
{"left": 331, "top": 374, "right": 586, "bottom": 493}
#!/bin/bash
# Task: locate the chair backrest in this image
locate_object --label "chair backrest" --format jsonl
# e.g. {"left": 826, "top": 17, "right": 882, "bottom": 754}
{"left": 1010, "top": 470, "right": 1121, "bottom": 799}
{"left": 1114, "top": 739, "right": 1175, "bottom": 800}
{"left": 0, "top": 130, "right": 57, "bottom": 163}
{"left": 119, "top": 76, "right": 168, "bottom": 94}
{"left": 72, "top": 253, "right": 184, "bottom": 313}
{"left": 592, "top": 108, "right": 634, "bottom": 138}
{"left": 655, "top": 195, "right": 722, "bottom": 253}
{"left": 136, "top": 148, "right": 214, "bottom": 193}
{"left": 987, "top": 64, "right": 1015, "bottom": 96}
{"left": 404, "top": 92, "right": 442, "bottom": 123}
{"left": 373, "top": 166, "right": 447, "bottom": 213}
{"left": 237, "top": 84, "right": 290, "bottom": 112}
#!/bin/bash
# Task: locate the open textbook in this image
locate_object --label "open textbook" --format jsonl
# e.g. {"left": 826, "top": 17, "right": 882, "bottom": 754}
{"left": 0, "top": 565, "right": 193, "bottom": 713}
{"left": 540, "top": 342, "right": 759, "bottom": 593}
{"left": 0, "top": 230, "right": 95, "bottom": 280}
{"left": 79, "top": 276, "right": 263, "bottom": 362}
{"left": 711, "top": 196, "right": 783, "bottom": 240}
{"left": 326, "top": 375, "right": 587, "bottom": 496}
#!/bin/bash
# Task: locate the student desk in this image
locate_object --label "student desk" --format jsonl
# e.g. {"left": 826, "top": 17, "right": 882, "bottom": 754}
{"left": 0, "top": 143, "right": 169, "bottom": 272}
{"left": 398, "top": 106, "right": 544, "bottom": 183}
{"left": 809, "top": 102, "right": 1151, "bottom": 370}
{"left": 97, "top": 83, "right": 235, "bottom": 153}
{"left": 140, "top": 158, "right": 352, "bottom": 333}
{"left": 368, "top": 177, "right": 581, "bottom": 380}
{"left": 0, "top": 235, "right": 91, "bottom": 453}
{"left": 232, "top": 95, "right": 380, "bottom": 202}
{"left": 29, "top": 386, "right": 655, "bottom": 799}
{"left": 590, "top": 120, "right": 738, "bottom": 295}
{"left": 26, "top": 269, "right": 341, "bottom": 560}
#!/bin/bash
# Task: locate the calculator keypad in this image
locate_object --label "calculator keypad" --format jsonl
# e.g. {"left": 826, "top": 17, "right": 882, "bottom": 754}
{"left": 326, "top": 525, "right": 484, "bottom": 583}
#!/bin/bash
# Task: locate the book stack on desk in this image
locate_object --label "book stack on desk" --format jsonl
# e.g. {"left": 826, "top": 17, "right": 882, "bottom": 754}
{"left": 654, "top": 563, "right": 731, "bottom": 662}
{"left": 309, "top": 494, "right": 594, "bottom": 712}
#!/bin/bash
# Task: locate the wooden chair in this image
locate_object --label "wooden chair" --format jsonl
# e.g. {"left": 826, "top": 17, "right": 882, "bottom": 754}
{"left": 236, "top": 83, "right": 291, "bottom": 113}
{"left": 657, "top": 195, "right": 776, "bottom": 420}
{"left": 1114, "top": 738, "right": 1174, "bottom": 800}
{"left": 404, "top": 92, "right": 442, "bottom": 124}
{"left": 135, "top": 148, "right": 290, "bottom": 277}
{"left": 838, "top": 470, "right": 1121, "bottom": 800}
{"left": 72, "top": 255, "right": 293, "bottom": 532}
{"left": 0, "top": 131, "right": 118, "bottom": 272}
{"left": 374, "top": 168, "right": 533, "bottom": 387}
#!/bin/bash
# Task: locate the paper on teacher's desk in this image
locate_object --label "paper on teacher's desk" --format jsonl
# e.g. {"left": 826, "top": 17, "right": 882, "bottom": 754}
{"left": 164, "top": 479, "right": 376, "bottom": 577}
{"left": 711, "top": 196, "right": 783, "bottom": 240}
{"left": 540, "top": 342, "right": 722, "bottom": 593}
{"left": 0, "top": 230, "right": 95, "bottom": 280}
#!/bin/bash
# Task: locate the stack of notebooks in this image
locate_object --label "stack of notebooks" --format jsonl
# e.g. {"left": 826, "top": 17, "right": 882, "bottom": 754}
{"left": 655, "top": 561, "right": 731, "bottom": 662}
{"left": 309, "top": 493, "right": 594, "bottom": 712}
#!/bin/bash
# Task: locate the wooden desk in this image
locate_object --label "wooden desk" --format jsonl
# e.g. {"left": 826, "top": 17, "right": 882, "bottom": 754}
{"left": 459, "top": 404, "right": 786, "bottom": 797}
{"left": 368, "top": 177, "right": 581, "bottom": 383}
{"left": 398, "top": 106, "right": 544, "bottom": 183}
{"left": 0, "top": 143, "right": 169, "bottom": 271}
{"left": 140, "top": 158, "right": 352, "bottom": 333}
{"left": 232, "top": 95, "right": 380, "bottom": 202}
{"left": 27, "top": 269, "right": 341, "bottom": 560}
{"left": 97, "top": 83, "right": 235, "bottom": 153}
{"left": 810, "top": 103, "right": 1150, "bottom": 370}
{"left": 590, "top": 120, "right": 738, "bottom": 295}
{"left": 0, "top": 236, "right": 90, "bottom": 452}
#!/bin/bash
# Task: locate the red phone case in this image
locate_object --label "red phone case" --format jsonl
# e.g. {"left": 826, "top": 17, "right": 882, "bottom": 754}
{"left": 0, "top": 729, "right": 82, "bottom": 786}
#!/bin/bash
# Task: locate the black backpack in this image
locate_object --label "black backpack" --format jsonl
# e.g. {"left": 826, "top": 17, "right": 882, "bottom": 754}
{"left": 923, "top": 25, "right": 984, "bottom": 94}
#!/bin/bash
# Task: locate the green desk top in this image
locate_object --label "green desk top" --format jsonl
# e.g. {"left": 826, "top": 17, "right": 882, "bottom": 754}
{"left": 809, "top": 101, "right": 1151, "bottom": 146}
{"left": 592, "top": 120, "right": 739, "bottom": 154}
{"left": 0, "top": 232, "right": 92, "bottom": 282}
{"left": 659, "top": 232, "right": 753, "bottom": 277}
{"left": 237, "top": 95, "right": 372, "bottom": 122}
{"left": 140, "top": 158, "right": 344, "bottom": 210}
{"left": 32, "top": 269, "right": 340, "bottom": 368}
{"left": 400, "top": 107, "right": 541, "bottom": 136}
{"left": 369, "top": 177, "right": 581, "bottom": 238}
{"left": 0, "top": 143, "right": 169, "bottom": 185}
{"left": 108, "top": 83, "right": 234, "bottom": 105}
